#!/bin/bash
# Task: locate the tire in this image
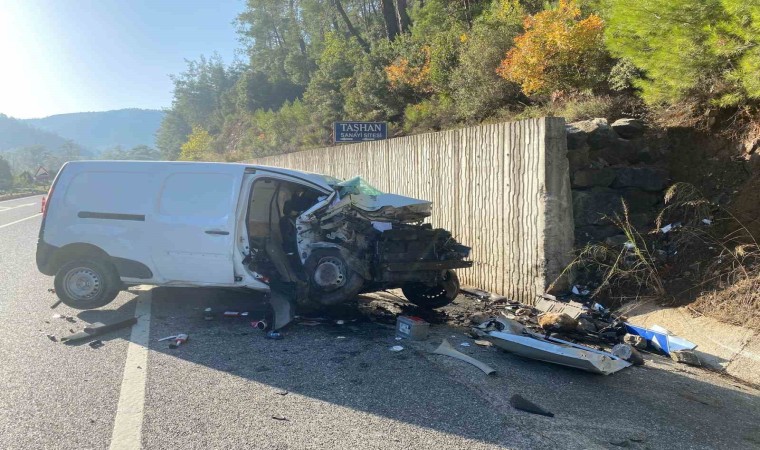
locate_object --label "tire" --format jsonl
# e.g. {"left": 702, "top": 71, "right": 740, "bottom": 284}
{"left": 402, "top": 270, "right": 460, "bottom": 309}
{"left": 305, "top": 250, "right": 365, "bottom": 306}
{"left": 54, "top": 258, "right": 120, "bottom": 309}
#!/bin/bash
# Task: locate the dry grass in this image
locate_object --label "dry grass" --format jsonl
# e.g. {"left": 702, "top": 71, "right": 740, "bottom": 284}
{"left": 556, "top": 182, "right": 760, "bottom": 331}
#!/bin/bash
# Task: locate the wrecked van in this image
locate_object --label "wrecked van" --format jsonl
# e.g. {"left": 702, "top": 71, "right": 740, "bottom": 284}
{"left": 37, "top": 161, "right": 472, "bottom": 314}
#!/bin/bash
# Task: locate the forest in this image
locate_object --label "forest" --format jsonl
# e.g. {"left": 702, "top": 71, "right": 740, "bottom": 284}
{"left": 155, "top": 0, "right": 760, "bottom": 162}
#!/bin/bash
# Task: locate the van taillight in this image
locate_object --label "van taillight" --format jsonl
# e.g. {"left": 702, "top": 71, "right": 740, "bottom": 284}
{"left": 42, "top": 185, "right": 53, "bottom": 216}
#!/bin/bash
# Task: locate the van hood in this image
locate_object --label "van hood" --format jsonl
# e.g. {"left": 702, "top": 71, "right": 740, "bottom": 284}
{"left": 329, "top": 177, "right": 431, "bottom": 222}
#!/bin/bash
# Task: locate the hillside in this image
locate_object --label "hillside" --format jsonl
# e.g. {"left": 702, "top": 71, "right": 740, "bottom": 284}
{"left": 24, "top": 108, "right": 164, "bottom": 151}
{"left": 0, "top": 114, "right": 71, "bottom": 152}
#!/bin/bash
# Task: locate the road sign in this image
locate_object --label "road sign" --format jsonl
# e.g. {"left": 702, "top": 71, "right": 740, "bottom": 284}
{"left": 333, "top": 121, "right": 388, "bottom": 143}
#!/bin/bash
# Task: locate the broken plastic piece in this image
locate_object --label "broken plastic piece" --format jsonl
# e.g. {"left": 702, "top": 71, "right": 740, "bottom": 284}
{"left": 510, "top": 394, "right": 554, "bottom": 417}
{"left": 702, "top": 218, "right": 712, "bottom": 225}
{"left": 62, "top": 317, "right": 138, "bottom": 343}
{"left": 89, "top": 340, "right": 104, "bottom": 349}
{"left": 266, "top": 330, "right": 284, "bottom": 340}
{"left": 169, "top": 334, "right": 188, "bottom": 349}
{"left": 158, "top": 335, "right": 178, "bottom": 342}
{"left": 269, "top": 289, "right": 295, "bottom": 330}
{"left": 479, "top": 320, "right": 630, "bottom": 375}
{"left": 389, "top": 345, "right": 404, "bottom": 352}
{"left": 534, "top": 297, "right": 584, "bottom": 319}
{"left": 671, "top": 349, "right": 701, "bottom": 366}
{"left": 624, "top": 323, "right": 697, "bottom": 356}
{"left": 433, "top": 339, "right": 496, "bottom": 375}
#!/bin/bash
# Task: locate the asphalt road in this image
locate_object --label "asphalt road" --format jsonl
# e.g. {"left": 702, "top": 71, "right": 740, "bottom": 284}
{"left": 1, "top": 193, "right": 759, "bottom": 449}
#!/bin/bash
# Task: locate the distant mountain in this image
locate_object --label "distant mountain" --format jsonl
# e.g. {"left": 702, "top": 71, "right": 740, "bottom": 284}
{"left": 0, "top": 114, "right": 71, "bottom": 152}
{"left": 23, "top": 109, "right": 165, "bottom": 152}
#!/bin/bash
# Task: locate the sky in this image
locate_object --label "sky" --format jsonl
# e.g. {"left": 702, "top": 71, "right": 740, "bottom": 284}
{"left": 0, "top": 0, "right": 243, "bottom": 119}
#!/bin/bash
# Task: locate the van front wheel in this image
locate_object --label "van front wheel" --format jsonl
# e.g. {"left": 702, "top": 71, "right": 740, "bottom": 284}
{"left": 54, "top": 259, "right": 120, "bottom": 309}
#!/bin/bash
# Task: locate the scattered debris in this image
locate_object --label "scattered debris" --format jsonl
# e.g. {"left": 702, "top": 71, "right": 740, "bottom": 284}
{"left": 623, "top": 333, "right": 647, "bottom": 350}
{"left": 460, "top": 342, "right": 471, "bottom": 347}
{"left": 336, "top": 336, "right": 346, "bottom": 339}
{"left": 474, "top": 340, "right": 492, "bottom": 347}
{"left": 158, "top": 335, "right": 178, "bottom": 342}
{"left": 89, "top": 340, "right": 104, "bottom": 349}
{"left": 271, "top": 415, "right": 288, "bottom": 421}
{"left": 509, "top": 394, "right": 554, "bottom": 417}
{"left": 611, "top": 343, "right": 645, "bottom": 366}
{"left": 251, "top": 320, "right": 267, "bottom": 330}
{"left": 61, "top": 317, "right": 137, "bottom": 343}
{"left": 224, "top": 311, "right": 242, "bottom": 317}
{"left": 469, "top": 312, "right": 489, "bottom": 325}
{"left": 275, "top": 390, "right": 289, "bottom": 396}
{"left": 266, "top": 330, "right": 284, "bottom": 340}
{"left": 702, "top": 218, "right": 712, "bottom": 225}
{"left": 671, "top": 349, "right": 702, "bottom": 366}
{"left": 396, "top": 316, "right": 430, "bottom": 340}
{"left": 46, "top": 334, "right": 57, "bottom": 342}
{"left": 461, "top": 286, "right": 492, "bottom": 300}
{"left": 168, "top": 334, "right": 188, "bottom": 349}
{"left": 335, "top": 320, "right": 345, "bottom": 325}
{"left": 624, "top": 323, "right": 697, "bottom": 356}
{"left": 538, "top": 313, "right": 579, "bottom": 333}
{"left": 433, "top": 339, "right": 496, "bottom": 375}
{"left": 389, "top": 345, "right": 404, "bottom": 352}
{"left": 535, "top": 296, "right": 584, "bottom": 319}
{"left": 203, "top": 308, "right": 213, "bottom": 320}
{"left": 474, "top": 318, "right": 631, "bottom": 375}
{"left": 571, "top": 285, "right": 590, "bottom": 296}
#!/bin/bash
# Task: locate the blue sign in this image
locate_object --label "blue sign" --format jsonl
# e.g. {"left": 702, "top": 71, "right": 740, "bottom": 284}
{"left": 334, "top": 121, "right": 388, "bottom": 143}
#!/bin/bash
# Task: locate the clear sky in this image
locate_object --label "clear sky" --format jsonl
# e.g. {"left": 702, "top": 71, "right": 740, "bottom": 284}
{"left": 0, "top": 0, "right": 243, "bottom": 119}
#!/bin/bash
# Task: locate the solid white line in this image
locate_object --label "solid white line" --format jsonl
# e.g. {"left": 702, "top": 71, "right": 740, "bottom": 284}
{"left": 109, "top": 290, "right": 152, "bottom": 450}
{"left": 0, "top": 213, "right": 42, "bottom": 229}
{"left": 0, "top": 203, "right": 36, "bottom": 212}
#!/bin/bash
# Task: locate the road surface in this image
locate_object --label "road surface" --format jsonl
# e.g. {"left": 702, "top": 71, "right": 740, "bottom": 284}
{"left": 0, "top": 194, "right": 758, "bottom": 449}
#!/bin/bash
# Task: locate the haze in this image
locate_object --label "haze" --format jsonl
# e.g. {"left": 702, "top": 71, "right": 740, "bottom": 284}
{"left": 0, "top": 0, "right": 241, "bottom": 119}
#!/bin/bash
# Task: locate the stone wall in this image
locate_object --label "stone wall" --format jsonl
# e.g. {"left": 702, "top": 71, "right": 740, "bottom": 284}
{"left": 566, "top": 118, "right": 669, "bottom": 246}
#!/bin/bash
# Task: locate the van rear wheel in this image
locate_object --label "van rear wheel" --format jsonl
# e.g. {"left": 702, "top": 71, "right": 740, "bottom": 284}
{"left": 54, "top": 259, "right": 120, "bottom": 309}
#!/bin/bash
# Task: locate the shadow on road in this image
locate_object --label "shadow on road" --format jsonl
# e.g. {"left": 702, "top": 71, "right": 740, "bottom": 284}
{"left": 76, "top": 287, "right": 760, "bottom": 449}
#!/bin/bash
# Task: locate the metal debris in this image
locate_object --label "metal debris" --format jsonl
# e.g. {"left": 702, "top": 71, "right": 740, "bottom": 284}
{"left": 509, "top": 394, "right": 554, "bottom": 417}
{"left": 433, "top": 339, "right": 496, "bottom": 375}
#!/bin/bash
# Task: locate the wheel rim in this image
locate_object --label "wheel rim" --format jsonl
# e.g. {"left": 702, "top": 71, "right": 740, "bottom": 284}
{"left": 313, "top": 256, "right": 347, "bottom": 291}
{"left": 63, "top": 267, "right": 102, "bottom": 301}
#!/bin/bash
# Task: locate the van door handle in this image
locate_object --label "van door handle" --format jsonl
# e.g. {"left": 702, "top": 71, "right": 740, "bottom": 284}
{"left": 205, "top": 230, "right": 229, "bottom": 235}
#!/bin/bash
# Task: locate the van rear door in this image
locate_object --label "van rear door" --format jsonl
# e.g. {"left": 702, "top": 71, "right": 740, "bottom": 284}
{"left": 151, "top": 167, "right": 244, "bottom": 284}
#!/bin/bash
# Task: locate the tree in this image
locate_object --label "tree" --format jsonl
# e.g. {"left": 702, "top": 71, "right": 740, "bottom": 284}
{"left": 604, "top": 0, "right": 760, "bottom": 107}
{"left": 0, "top": 156, "right": 12, "bottom": 190}
{"left": 179, "top": 127, "right": 215, "bottom": 161}
{"left": 497, "top": 0, "right": 608, "bottom": 96}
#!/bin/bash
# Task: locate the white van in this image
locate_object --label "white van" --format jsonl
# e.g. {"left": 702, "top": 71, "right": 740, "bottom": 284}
{"left": 37, "top": 161, "right": 471, "bottom": 314}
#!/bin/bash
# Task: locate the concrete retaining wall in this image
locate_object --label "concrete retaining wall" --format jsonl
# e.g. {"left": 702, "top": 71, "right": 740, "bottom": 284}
{"left": 249, "top": 117, "right": 574, "bottom": 303}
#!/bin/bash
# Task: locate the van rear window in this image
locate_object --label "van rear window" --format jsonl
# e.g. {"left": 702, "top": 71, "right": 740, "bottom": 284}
{"left": 159, "top": 173, "right": 235, "bottom": 218}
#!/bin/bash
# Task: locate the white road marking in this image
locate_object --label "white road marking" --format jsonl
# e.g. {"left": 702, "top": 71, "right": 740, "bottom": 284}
{"left": 0, "top": 203, "right": 36, "bottom": 212}
{"left": 109, "top": 290, "right": 152, "bottom": 450}
{"left": 0, "top": 213, "right": 42, "bottom": 229}
{"left": 0, "top": 195, "right": 42, "bottom": 204}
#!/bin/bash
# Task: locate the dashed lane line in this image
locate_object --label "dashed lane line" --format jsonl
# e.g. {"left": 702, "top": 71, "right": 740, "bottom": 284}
{"left": 0, "top": 213, "right": 42, "bottom": 229}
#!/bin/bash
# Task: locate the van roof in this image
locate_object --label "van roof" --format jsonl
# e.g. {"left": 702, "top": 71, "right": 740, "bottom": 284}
{"left": 62, "top": 160, "right": 339, "bottom": 192}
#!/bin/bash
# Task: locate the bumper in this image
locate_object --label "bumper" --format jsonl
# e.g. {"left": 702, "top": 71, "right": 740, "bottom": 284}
{"left": 36, "top": 240, "right": 58, "bottom": 276}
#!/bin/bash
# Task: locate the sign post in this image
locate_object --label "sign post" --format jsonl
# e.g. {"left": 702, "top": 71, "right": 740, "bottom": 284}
{"left": 333, "top": 121, "right": 388, "bottom": 143}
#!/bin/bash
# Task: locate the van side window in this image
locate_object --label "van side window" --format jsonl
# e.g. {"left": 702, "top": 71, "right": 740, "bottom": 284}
{"left": 65, "top": 172, "right": 153, "bottom": 213}
{"left": 159, "top": 173, "right": 235, "bottom": 217}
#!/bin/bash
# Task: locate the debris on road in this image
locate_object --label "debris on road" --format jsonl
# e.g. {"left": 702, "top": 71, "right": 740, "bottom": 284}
{"left": 271, "top": 415, "right": 288, "bottom": 421}
{"left": 89, "top": 340, "right": 104, "bottom": 349}
{"left": 396, "top": 315, "right": 430, "bottom": 340}
{"left": 474, "top": 340, "right": 492, "bottom": 347}
{"left": 389, "top": 345, "right": 404, "bottom": 352}
{"left": 624, "top": 323, "right": 697, "bottom": 356}
{"left": 623, "top": 333, "right": 647, "bottom": 349}
{"left": 671, "top": 349, "right": 702, "bottom": 366}
{"left": 266, "top": 330, "right": 284, "bottom": 340}
{"left": 535, "top": 296, "right": 584, "bottom": 319}
{"left": 251, "top": 320, "right": 268, "bottom": 330}
{"left": 473, "top": 318, "right": 631, "bottom": 375}
{"left": 612, "top": 343, "right": 645, "bottom": 366}
{"left": 509, "top": 394, "right": 554, "bottom": 417}
{"left": 46, "top": 334, "right": 57, "bottom": 342}
{"left": 459, "top": 342, "right": 471, "bottom": 347}
{"left": 203, "top": 308, "right": 214, "bottom": 321}
{"left": 168, "top": 334, "right": 188, "bottom": 349}
{"left": 158, "top": 335, "right": 178, "bottom": 342}
{"left": 433, "top": 339, "right": 496, "bottom": 375}
{"left": 61, "top": 317, "right": 137, "bottom": 343}
{"left": 538, "top": 313, "right": 578, "bottom": 333}
{"left": 275, "top": 390, "right": 289, "bottom": 396}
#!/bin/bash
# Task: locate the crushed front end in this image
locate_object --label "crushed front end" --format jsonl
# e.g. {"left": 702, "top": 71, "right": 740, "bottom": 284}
{"left": 296, "top": 177, "right": 472, "bottom": 307}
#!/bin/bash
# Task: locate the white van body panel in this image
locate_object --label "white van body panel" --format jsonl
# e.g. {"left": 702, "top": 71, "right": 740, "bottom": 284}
{"left": 43, "top": 161, "right": 335, "bottom": 289}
